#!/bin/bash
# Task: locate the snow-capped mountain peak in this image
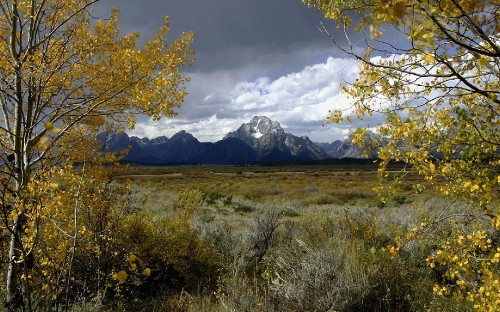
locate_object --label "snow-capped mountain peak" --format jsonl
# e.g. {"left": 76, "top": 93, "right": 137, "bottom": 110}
{"left": 224, "top": 116, "right": 326, "bottom": 160}
{"left": 248, "top": 116, "right": 281, "bottom": 136}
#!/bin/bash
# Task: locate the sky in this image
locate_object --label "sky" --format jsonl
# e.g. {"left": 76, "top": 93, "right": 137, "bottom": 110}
{"left": 93, "top": 0, "right": 380, "bottom": 143}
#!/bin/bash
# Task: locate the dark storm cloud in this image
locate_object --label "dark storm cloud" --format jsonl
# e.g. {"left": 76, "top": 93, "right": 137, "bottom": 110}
{"left": 94, "top": 0, "right": 338, "bottom": 73}
{"left": 92, "top": 1, "right": 380, "bottom": 143}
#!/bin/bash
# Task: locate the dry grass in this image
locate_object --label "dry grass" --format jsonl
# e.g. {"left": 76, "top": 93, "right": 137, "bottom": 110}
{"left": 113, "top": 164, "right": 392, "bottom": 209}
{"left": 101, "top": 164, "right": 473, "bottom": 311}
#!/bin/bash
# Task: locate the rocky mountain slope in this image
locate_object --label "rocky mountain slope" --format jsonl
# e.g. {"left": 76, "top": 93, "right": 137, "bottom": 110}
{"left": 224, "top": 116, "right": 327, "bottom": 161}
{"left": 324, "top": 131, "right": 385, "bottom": 159}
{"left": 99, "top": 116, "right": 382, "bottom": 165}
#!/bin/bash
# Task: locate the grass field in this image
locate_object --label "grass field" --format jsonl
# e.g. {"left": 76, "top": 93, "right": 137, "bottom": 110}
{"left": 113, "top": 163, "right": 422, "bottom": 209}
{"left": 86, "top": 163, "right": 476, "bottom": 311}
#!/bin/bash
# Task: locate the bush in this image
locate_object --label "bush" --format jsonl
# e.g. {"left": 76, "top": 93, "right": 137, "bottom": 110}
{"left": 271, "top": 239, "right": 370, "bottom": 311}
{"left": 233, "top": 201, "right": 256, "bottom": 213}
{"left": 308, "top": 193, "right": 337, "bottom": 205}
{"left": 247, "top": 207, "right": 283, "bottom": 264}
{"left": 113, "top": 211, "right": 223, "bottom": 296}
{"left": 392, "top": 195, "right": 407, "bottom": 206}
{"left": 266, "top": 208, "right": 444, "bottom": 311}
{"left": 201, "top": 190, "right": 227, "bottom": 206}
{"left": 194, "top": 220, "right": 240, "bottom": 268}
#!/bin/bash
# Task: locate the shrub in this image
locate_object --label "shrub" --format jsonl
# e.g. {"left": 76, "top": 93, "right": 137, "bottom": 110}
{"left": 201, "top": 191, "right": 226, "bottom": 206}
{"left": 113, "top": 211, "right": 223, "bottom": 296}
{"left": 223, "top": 196, "right": 233, "bottom": 206}
{"left": 233, "top": 201, "right": 256, "bottom": 213}
{"left": 271, "top": 239, "right": 370, "bottom": 311}
{"left": 393, "top": 195, "right": 407, "bottom": 206}
{"left": 308, "top": 193, "right": 337, "bottom": 205}
{"left": 247, "top": 207, "right": 283, "bottom": 264}
{"left": 281, "top": 207, "right": 300, "bottom": 218}
{"left": 194, "top": 220, "right": 240, "bottom": 268}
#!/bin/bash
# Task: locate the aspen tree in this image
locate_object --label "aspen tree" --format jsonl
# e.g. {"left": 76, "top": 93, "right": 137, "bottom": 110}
{"left": 303, "top": 0, "right": 498, "bottom": 309}
{"left": 0, "top": 1, "right": 193, "bottom": 309}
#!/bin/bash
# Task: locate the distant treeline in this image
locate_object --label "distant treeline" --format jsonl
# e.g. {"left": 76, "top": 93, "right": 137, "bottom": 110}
{"left": 121, "top": 158, "right": 410, "bottom": 170}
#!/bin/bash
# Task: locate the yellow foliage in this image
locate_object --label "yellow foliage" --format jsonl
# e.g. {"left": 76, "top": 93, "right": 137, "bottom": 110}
{"left": 0, "top": 0, "right": 194, "bottom": 308}
{"left": 381, "top": 244, "right": 399, "bottom": 260}
{"left": 31, "top": 161, "right": 131, "bottom": 299}
{"left": 128, "top": 253, "right": 140, "bottom": 264}
{"left": 304, "top": 0, "right": 498, "bottom": 204}
{"left": 303, "top": 0, "right": 499, "bottom": 309}
{"left": 114, "top": 209, "right": 222, "bottom": 291}
{"left": 425, "top": 227, "right": 500, "bottom": 311}
{"left": 113, "top": 271, "right": 128, "bottom": 284}
{"left": 428, "top": 162, "right": 436, "bottom": 174}
{"left": 422, "top": 53, "right": 435, "bottom": 63}
{"left": 142, "top": 268, "right": 151, "bottom": 277}
{"left": 174, "top": 189, "right": 204, "bottom": 218}
{"left": 392, "top": 1, "right": 405, "bottom": 19}
{"left": 44, "top": 122, "right": 54, "bottom": 130}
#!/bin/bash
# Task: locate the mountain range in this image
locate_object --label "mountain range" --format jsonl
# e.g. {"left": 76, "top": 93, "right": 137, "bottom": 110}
{"left": 98, "top": 116, "right": 383, "bottom": 165}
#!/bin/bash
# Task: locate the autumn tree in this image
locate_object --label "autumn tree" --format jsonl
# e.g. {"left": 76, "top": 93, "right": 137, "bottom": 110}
{"left": 303, "top": 0, "right": 498, "bottom": 309}
{"left": 0, "top": 0, "right": 193, "bottom": 310}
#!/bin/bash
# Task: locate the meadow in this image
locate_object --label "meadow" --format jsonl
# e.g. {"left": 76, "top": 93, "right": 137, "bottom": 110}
{"left": 114, "top": 163, "right": 417, "bottom": 208}
{"left": 91, "top": 163, "right": 476, "bottom": 311}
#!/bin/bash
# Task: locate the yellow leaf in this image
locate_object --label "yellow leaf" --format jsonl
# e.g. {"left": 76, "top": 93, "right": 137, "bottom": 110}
{"left": 38, "top": 136, "right": 49, "bottom": 147}
{"left": 477, "top": 57, "right": 489, "bottom": 67}
{"left": 421, "top": 31, "right": 434, "bottom": 40}
{"left": 423, "top": 53, "right": 435, "bottom": 63}
{"left": 142, "top": 268, "right": 151, "bottom": 277}
{"left": 44, "top": 122, "right": 54, "bottom": 130}
{"left": 113, "top": 270, "right": 128, "bottom": 284}
{"left": 50, "top": 127, "right": 61, "bottom": 134}
{"left": 128, "top": 253, "right": 140, "bottom": 264}
{"left": 429, "top": 162, "right": 436, "bottom": 174}
{"left": 393, "top": 2, "right": 405, "bottom": 19}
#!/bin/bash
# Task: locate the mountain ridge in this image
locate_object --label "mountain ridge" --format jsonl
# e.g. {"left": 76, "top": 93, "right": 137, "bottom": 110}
{"left": 224, "top": 116, "right": 327, "bottom": 161}
{"left": 99, "top": 116, "right": 382, "bottom": 165}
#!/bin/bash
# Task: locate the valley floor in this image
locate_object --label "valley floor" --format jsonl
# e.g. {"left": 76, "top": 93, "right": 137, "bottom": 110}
{"left": 85, "top": 164, "right": 478, "bottom": 311}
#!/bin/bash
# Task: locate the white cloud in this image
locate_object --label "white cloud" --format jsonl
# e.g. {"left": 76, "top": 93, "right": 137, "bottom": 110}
{"left": 129, "top": 56, "right": 383, "bottom": 143}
